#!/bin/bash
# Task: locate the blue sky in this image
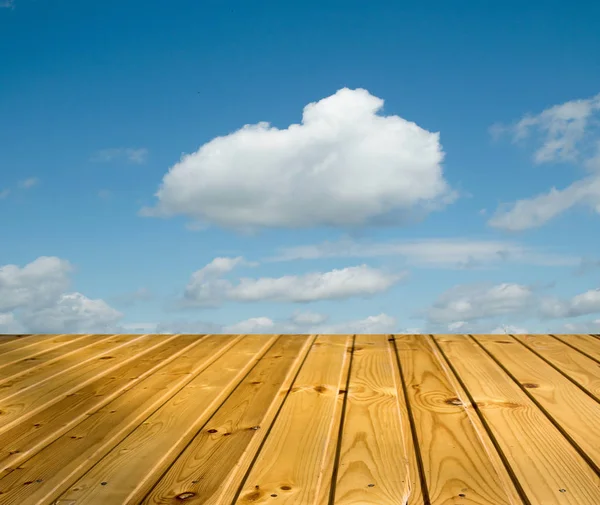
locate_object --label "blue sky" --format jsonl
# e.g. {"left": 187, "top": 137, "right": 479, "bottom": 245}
{"left": 1, "top": 0, "right": 599, "bottom": 335}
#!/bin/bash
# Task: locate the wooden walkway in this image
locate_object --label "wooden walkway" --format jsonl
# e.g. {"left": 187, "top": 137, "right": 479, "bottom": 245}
{"left": 0, "top": 334, "right": 599, "bottom": 505}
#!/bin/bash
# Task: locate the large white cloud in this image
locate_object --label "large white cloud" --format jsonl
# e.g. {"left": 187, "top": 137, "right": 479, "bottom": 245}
{"left": 183, "top": 257, "right": 405, "bottom": 306}
{"left": 141, "top": 88, "right": 455, "bottom": 230}
{"left": 490, "top": 92, "right": 600, "bottom": 230}
{"left": 0, "top": 257, "right": 122, "bottom": 333}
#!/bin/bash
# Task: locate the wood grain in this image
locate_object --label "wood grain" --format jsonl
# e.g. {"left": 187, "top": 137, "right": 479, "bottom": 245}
{"left": 436, "top": 334, "right": 600, "bottom": 505}
{"left": 396, "top": 334, "right": 520, "bottom": 505}
{"left": 513, "top": 334, "right": 600, "bottom": 400}
{"left": 0, "top": 334, "right": 114, "bottom": 385}
{"left": 141, "top": 334, "right": 314, "bottom": 505}
{"left": 233, "top": 334, "right": 352, "bottom": 505}
{"left": 388, "top": 336, "right": 427, "bottom": 505}
{"left": 474, "top": 334, "right": 600, "bottom": 471}
{"left": 0, "top": 335, "right": 59, "bottom": 356}
{"left": 55, "top": 334, "right": 278, "bottom": 505}
{"left": 332, "top": 334, "right": 414, "bottom": 505}
{"left": 0, "top": 333, "right": 162, "bottom": 433}
{"left": 0, "top": 334, "right": 242, "bottom": 505}
{"left": 0, "top": 335, "right": 33, "bottom": 347}
{"left": 1, "top": 333, "right": 599, "bottom": 505}
{"left": 0, "top": 334, "right": 205, "bottom": 475}
{"left": 552, "top": 334, "right": 600, "bottom": 362}
{"left": 0, "top": 334, "right": 82, "bottom": 361}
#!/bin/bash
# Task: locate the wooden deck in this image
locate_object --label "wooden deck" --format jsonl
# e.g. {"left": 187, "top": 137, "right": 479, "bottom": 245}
{"left": 0, "top": 334, "right": 599, "bottom": 504}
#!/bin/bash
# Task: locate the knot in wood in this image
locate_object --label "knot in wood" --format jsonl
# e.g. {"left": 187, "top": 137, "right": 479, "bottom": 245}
{"left": 522, "top": 383, "right": 539, "bottom": 389}
{"left": 445, "top": 397, "right": 462, "bottom": 406}
{"left": 176, "top": 492, "right": 196, "bottom": 500}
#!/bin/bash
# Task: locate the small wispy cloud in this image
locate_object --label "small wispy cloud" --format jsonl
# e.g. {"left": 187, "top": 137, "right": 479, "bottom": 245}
{"left": 182, "top": 257, "right": 405, "bottom": 307}
{"left": 268, "top": 237, "right": 577, "bottom": 269}
{"left": 0, "top": 0, "right": 15, "bottom": 9}
{"left": 19, "top": 177, "right": 40, "bottom": 189}
{"left": 98, "top": 189, "right": 112, "bottom": 199}
{"left": 91, "top": 147, "right": 148, "bottom": 165}
{"left": 0, "top": 189, "right": 9, "bottom": 199}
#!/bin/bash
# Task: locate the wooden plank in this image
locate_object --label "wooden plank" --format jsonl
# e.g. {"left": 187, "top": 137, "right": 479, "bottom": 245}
{"left": 0, "top": 334, "right": 82, "bottom": 360}
{"left": 55, "top": 334, "right": 278, "bottom": 505}
{"left": 0, "top": 334, "right": 45, "bottom": 355}
{"left": 0, "top": 334, "right": 207, "bottom": 475}
{"left": 473, "top": 334, "right": 600, "bottom": 472}
{"left": 0, "top": 334, "right": 243, "bottom": 505}
{"left": 314, "top": 335, "right": 353, "bottom": 505}
{"left": 389, "top": 336, "right": 426, "bottom": 505}
{"left": 513, "top": 334, "right": 600, "bottom": 400}
{"left": 0, "top": 334, "right": 115, "bottom": 383}
{"left": 435, "top": 334, "right": 600, "bottom": 505}
{"left": 140, "top": 334, "right": 314, "bottom": 505}
{"left": 0, "top": 334, "right": 163, "bottom": 433}
{"left": 0, "top": 335, "right": 32, "bottom": 347}
{"left": 0, "top": 333, "right": 143, "bottom": 403}
{"left": 232, "top": 334, "right": 352, "bottom": 505}
{"left": 331, "top": 334, "right": 414, "bottom": 505}
{"left": 552, "top": 334, "right": 600, "bottom": 362}
{"left": 396, "top": 335, "right": 521, "bottom": 505}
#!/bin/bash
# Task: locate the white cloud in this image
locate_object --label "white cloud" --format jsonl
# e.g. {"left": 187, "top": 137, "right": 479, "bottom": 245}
{"left": 0, "top": 313, "right": 25, "bottom": 333}
{"left": 19, "top": 177, "right": 39, "bottom": 189}
{"left": 153, "top": 312, "right": 397, "bottom": 335}
{"left": 489, "top": 92, "right": 600, "bottom": 230}
{"left": 91, "top": 148, "right": 148, "bottom": 164}
{"left": 496, "top": 93, "right": 600, "bottom": 164}
{"left": 183, "top": 257, "right": 405, "bottom": 306}
{"left": 558, "top": 319, "right": 600, "bottom": 333}
{"left": 488, "top": 175, "right": 600, "bottom": 231}
{"left": 270, "top": 237, "right": 576, "bottom": 268}
{"left": 448, "top": 321, "right": 469, "bottom": 331}
{"left": 539, "top": 288, "right": 600, "bottom": 319}
{"left": 21, "top": 293, "right": 122, "bottom": 333}
{"left": 0, "top": 256, "right": 122, "bottom": 333}
{"left": 0, "top": 256, "right": 72, "bottom": 312}
{"left": 426, "top": 283, "right": 534, "bottom": 324}
{"left": 223, "top": 317, "right": 277, "bottom": 334}
{"left": 313, "top": 313, "right": 397, "bottom": 334}
{"left": 489, "top": 325, "right": 528, "bottom": 334}
{"left": 141, "top": 88, "right": 456, "bottom": 231}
